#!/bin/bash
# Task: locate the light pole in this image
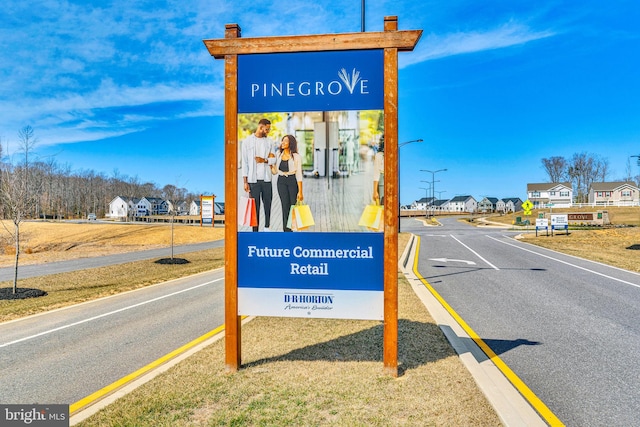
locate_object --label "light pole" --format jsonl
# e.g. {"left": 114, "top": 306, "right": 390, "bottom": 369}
{"left": 631, "top": 156, "right": 640, "bottom": 207}
{"left": 421, "top": 168, "right": 447, "bottom": 217}
{"left": 434, "top": 190, "right": 446, "bottom": 214}
{"left": 419, "top": 186, "right": 430, "bottom": 212}
{"left": 397, "top": 139, "right": 423, "bottom": 231}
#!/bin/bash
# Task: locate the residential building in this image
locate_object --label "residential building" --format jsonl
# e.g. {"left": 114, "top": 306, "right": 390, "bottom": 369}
{"left": 137, "top": 197, "right": 169, "bottom": 216}
{"left": 588, "top": 182, "right": 640, "bottom": 206}
{"left": 526, "top": 182, "right": 573, "bottom": 208}
{"left": 477, "top": 197, "right": 499, "bottom": 213}
{"left": 497, "top": 197, "right": 523, "bottom": 213}
{"left": 447, "top": 195, "right": 477, "bottom": 213}
{"left": 108, "top": 196, "right": 139, "bottom": 220}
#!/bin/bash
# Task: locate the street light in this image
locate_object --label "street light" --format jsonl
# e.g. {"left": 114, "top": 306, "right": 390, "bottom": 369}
{"left": 419, "top": 187, "right": 430, "bottom": 212}
{"left": 397, "top": 139, "right": 423, "bottom": 231}
{"left": 420, "top": 168, "right": 447, "bottom": 217}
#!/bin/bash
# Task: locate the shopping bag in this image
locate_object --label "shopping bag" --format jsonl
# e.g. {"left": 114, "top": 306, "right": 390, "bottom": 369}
{"left": 286, "top": 205, "right": 296, "bottom": 230}
{"left": 293, "top": 202, "right": 314, "bottom": 230}
{"left": 358, "top": 204, "right": 383, "bottom": 231}
{"left": 238, "top": 196, "right": 257, "bottom": 227}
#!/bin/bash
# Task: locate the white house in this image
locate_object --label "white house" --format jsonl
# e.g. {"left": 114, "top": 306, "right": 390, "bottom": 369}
{"left": 189, "top": 200, "right": 201, "bottom": 216}
{"left": 137, "top": 197, "right": 169, "bottom": 216}
{"left": 411, "top": 197, "right": 434, "bottom": 211}
{"left": 527, "top": 182, "right": 573, "bottom": 208}
{"left": 447, "top": 195, "right": 477, "bottom": 213}
{"left": 588, "top": 182, "right": 640, "bottom": 206}
{"left": 108, "top": 196, "right": 138, "bottom": 219}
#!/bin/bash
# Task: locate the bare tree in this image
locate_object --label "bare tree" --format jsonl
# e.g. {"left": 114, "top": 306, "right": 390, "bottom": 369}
{"left": 162, "top": 183, "right": 187, "bottom": 261}
{"left": 0, "top": 126, "right": 40, "bottom": 293}
{"left": 567, "top": 152, "right": 608, "bottom": 203}
{"left": 541, "top": 156, "right": 568, "bottom": 183}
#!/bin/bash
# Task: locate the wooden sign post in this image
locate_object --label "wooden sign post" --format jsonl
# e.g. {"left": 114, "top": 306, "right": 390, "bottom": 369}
{"left": 204, "top": 17, "right": 421, "bottom": 376}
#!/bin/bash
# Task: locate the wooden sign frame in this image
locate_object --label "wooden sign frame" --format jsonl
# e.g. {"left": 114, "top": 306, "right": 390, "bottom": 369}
{"left": 203, "top": 16, "right": 421, "bottom": 377}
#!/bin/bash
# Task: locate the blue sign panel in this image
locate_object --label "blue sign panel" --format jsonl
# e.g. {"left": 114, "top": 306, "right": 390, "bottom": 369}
{"left": 238, "top": 50, "right": 384, "bottom": 113}
{"left": 238, "top": 232, "right": 383, "bottom": 291}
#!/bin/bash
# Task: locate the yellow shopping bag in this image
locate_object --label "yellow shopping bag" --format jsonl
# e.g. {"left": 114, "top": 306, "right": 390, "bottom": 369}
{"left": 292, "top": 202, "right": 315, "bottom": 230}
{"left": 358, "top": 204, "right": 383, "bottom": 231}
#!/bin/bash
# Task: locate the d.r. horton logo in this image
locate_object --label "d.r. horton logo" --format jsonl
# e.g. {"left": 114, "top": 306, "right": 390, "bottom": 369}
{"left": 250, "top": 67, "right": 370, "bottom": 99}
{"left": 2, "top": 405, "right": 68, "bottom": 426}
{"left": 283, "top": 293, "right": 334, "bottom": 314}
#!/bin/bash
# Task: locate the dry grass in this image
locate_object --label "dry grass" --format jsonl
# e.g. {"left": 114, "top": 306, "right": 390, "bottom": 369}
{"left": 517, "top": 227, "right": 640, "bottom": 272}
{"left": 0, "top": 247, "right": 225, "bottom": 322}
{"left": 0, "top": 225, "right": 500, "bottom": 425}
{"left": 477, "top": 207, "right": 640, "bottom": 273}
{"left": 76, "top": 271, "right": 500, "bottom": 427}
{"left": 0, "top": 221, "right": 224, "bottom": 267}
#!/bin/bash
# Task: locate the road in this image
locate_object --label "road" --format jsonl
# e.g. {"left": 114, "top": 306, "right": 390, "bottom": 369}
{"left": 0, "top": 240, "right": 224, "bottom": 281}
{"left": 402, "top": 217, "right": 640, "bottom": 426}
{"left": 0, "top": 268, "right": 225, "bottom": 405}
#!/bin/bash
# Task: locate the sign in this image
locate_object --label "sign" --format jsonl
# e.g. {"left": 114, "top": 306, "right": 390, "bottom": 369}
{"left": 238, "top": 232, "right": 383, "bottom": 320}
{"left": 238, "top": 50, "right": 384, "bottom": 113}
{"left": 536, "top": 218, "right": 548, "bottom": 230}
{"left": 522, "top": 199, "right": 534, "bottom": 210}
{"left": 568, "top": 213, "right": 593, "bottom": 221}
{"left": 551, "top": 214, "right": 568, "bottom": 230}
{"left": 201, "top": 195, "right": 214, "bottom": 225}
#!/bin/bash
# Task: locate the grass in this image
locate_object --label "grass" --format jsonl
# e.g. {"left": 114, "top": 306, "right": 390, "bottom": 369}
{"left": 0, "top": 247, "right": 225, "bottom": 322}
{"left": 6, "top": 217, "right": 638, "bottom": 425}
{"left": 477, "top": 206, "right": 640, "bottom": 273}
{"left": 1, "top": 224, "right": 502, "bottom": 426}
{"left": 74, "top": 270, "right": 501, "bottom": 426}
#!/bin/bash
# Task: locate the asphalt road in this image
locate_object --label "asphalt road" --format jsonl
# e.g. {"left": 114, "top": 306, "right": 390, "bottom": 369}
{"left": 0, "top": 268, "right": 225, "bottom": 405}
{"left": 401, "top": 217, "right": 640, "bottom": 427}
{"left": 0, "top": 240, "right": 224, "bottom": 281}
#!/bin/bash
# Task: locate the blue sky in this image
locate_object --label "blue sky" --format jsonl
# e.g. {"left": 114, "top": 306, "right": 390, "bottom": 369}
{"left": 1, "top": 1, "right": 639, "bottom": 204}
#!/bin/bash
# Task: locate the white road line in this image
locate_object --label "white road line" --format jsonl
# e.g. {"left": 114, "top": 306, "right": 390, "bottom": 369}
{"left": 0, "top": 279, "right": 222, "bottom": 349}
{"left": 450, "top": 235, "right": 500, "bottom": 270}
{"left": 488, "top": 236, "right": 640, "bottom": 289}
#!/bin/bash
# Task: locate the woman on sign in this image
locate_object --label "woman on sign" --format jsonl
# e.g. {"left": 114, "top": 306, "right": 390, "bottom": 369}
{"left": 273, "top": 135, "right": 304, "bottom": 231}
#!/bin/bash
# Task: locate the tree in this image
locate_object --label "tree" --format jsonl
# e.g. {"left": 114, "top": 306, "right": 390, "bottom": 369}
{"left": 0, "top": 126, "right": 40, "bottom": 293}
{"left": 541, "top": 156, "right": 568, "bottom": 183}
{"left": 162, "top": 183, "right": 187, "bottom": 262}
{"left": 567, "top": 152, "right": 608, "bottom": 203}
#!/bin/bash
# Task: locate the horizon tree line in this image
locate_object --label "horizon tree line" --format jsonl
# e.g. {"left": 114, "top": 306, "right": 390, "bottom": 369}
{"left": 541, "top": 153, "right": 640, "bottom": 204}
{"left": 0, "top": 126, "right": 204, "bottom": 221}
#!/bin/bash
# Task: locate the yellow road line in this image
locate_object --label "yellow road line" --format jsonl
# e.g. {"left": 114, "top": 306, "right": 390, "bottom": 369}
{"left": 70, "top": 323, "right": 226, "bottom": 415}
{"left": 412, "top": 236, "right": 564, "bottom": 426}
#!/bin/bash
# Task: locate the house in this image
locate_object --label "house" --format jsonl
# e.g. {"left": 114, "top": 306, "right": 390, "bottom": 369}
{"left": 497, "top": 197, "right": 523, "bottom": 213}
{"left": 188, "top": 199, "right": 223, "bottom": 217}
{"left": 108, "top": 196, "right": 139, "bottom": 219}
{"left": 137, "top": 197, "right": 169, "bottom": 216}
{"left": 167, "top": 200, "right": 189, "bottom": 215}
{"left": 477, "top": 197, "right": 499, "bottom": 213}
{"left": 447, "top": 195, "right": 477, "bottom": 213}
{"left": 588, "top": 182, "right": 640, "bottom": 206}
{"left": 433, "top": 199, "right": 449, "bottom": 213}
{"left": 189, "top": 200, "right": 200, "bottom": 216}
{"left": 412, "top": 197, "right": 434, "bottom": 211}
{"left": 526, "top": 182, "right": 573, "bottom": 208}
{"left": 214, "top": 202, "right": 225, "bottom": 215}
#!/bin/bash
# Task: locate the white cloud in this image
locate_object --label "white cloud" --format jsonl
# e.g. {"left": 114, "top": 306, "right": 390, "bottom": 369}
{"left": 400, "top": 22, "right": 556, "bottom": 68}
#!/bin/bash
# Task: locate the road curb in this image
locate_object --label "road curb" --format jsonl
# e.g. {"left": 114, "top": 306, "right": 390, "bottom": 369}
{"left": 399, "top": 234, "right": 548, "bottom": 427}
{"left": 69, "top": 317, "right": 254, "bottom": 425}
